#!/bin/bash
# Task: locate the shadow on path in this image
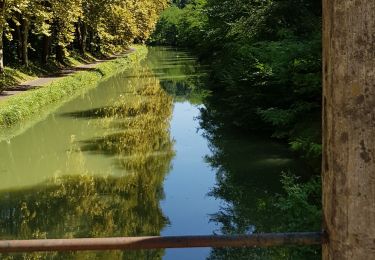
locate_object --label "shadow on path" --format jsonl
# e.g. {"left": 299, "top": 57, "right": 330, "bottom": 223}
{"left": 0, "top": 48, "right": 135, "bottom": 102}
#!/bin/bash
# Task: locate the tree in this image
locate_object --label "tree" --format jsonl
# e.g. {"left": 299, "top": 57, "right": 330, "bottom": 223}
{"left": 0, "top": 0, "right": 168, "bottom": 69}
{"left": 0, "top": 0, "right": 6, "bottom": 73}
{"left": 322, "top": 1, "right": 375, "bottom": 258}
{"left": 49, "top": 0, "right": 82, "bottom": 62}
{"left": 16, "top": 0, "right": 51, "bottom": 66}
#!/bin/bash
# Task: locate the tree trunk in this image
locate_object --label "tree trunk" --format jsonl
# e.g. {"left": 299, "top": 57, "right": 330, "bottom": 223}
{"left": 88, "top": 29, "right": 93, "bottom": 52}
{"left": 41, "top": 35, "right": 50, "bottom": 65}
{"left": 0, "top": 0, "right": 5, "bottom": 74}
{"left": 15, "top": 19, "right": 22, "bottom": 61}
{"left": 322, "top": 0, "right": 375, "bottom": 259}
{"left": 0, "top": 27, "right": 3, "bottom": 74}
{"left": 80, "top": 22, "right": 87, "bottom": 54}
{"left": 0, "top": 30, "right": 3, "bottom": 74}
{"left": 20, "top": 18, "right": 29, "bottom": 67}
{"left": 56, "top": 44, "right": 64, "bottom": 64}
{"left": 75, "top": 19, "right": 87, "bottom": 54}
{"left": 76, "top": 21, "right": 82, "bottom": 51}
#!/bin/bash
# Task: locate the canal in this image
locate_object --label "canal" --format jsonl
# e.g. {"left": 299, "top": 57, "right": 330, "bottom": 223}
{"left": 0, "top": 47, "right": 308, "bottom": 259}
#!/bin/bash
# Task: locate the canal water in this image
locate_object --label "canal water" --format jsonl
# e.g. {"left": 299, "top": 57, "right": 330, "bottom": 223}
{"left": 0, "top": 47, "right": 307, "bottom": 259}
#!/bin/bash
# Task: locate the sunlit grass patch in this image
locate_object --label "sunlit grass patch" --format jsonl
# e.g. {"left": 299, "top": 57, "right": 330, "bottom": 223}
{"left": 0, "top": 46, "right": 148, "bottom": 128}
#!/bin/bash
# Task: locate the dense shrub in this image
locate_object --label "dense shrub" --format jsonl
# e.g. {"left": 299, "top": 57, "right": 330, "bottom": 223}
{"left": 151, "top": 0, "right": 322, "bottom": 171}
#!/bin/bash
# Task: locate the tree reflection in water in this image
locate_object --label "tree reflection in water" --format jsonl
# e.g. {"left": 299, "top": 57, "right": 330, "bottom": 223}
{"left": 0, "top": 66, "right": 174, "bottom": 259}
{"left": 146, "top": 47, "right": 210, "bottom": 104}
{"left": 200, "top": 102, "right": 320, "bottom": 260}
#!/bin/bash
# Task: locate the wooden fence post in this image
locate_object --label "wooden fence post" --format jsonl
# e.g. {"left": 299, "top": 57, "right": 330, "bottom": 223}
{"left": 322, "top": 0, "right": 375, "bottom": 259}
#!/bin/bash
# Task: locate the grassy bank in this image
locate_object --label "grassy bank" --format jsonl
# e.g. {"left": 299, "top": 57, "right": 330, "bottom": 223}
{"left": 0, "top": 52, "right": 102, "bottom": 93}
{"left": 0, "top": 46, "right": 148, "bottom": 128}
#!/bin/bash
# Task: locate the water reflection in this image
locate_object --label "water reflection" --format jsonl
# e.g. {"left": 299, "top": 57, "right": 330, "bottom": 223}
{"left": 79, "top": 68, "right": 175, "bottom": 173}
{"left": 146, "top": 47, "right": 210, "bottom": 104}
{"left": 0, "top": 63, "right": 174, "bottom": 259}
{"left": 0, "top": 174, "right": 167, "bottom": 259}
{"left": 0, "top": 47, "right": 317, "bottom": 259}
{"left": 200, "top": 98, "right": 320, "bottom": 259}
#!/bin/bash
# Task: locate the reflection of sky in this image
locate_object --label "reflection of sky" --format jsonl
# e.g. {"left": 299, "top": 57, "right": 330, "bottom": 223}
{"left": 0, "top": 47, "right": 222, "bottom": 259}
{"left": 162, "top": 102, "right": 222, "bottom": 260}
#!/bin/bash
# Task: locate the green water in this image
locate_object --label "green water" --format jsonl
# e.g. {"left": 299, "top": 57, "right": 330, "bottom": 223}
{"left": 0, "top": 47, "right": 311, "bottom": 259}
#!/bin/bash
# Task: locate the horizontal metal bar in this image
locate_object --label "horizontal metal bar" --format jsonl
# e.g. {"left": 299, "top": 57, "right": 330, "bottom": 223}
{"left": 0, "top": 232, "right": 323, "bottom": 253}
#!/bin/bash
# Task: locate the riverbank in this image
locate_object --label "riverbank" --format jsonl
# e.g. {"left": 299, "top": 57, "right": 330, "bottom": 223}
{"left": 0, "top": 45, "right": 148, "bottom": 128}
{"left": 0, "top": 53, "right": 121, "bottom": 101}
{"left": 0, "top": 51, "right": 108, "bottom": 95}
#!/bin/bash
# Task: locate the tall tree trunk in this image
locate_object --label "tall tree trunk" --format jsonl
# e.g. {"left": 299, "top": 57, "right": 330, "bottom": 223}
{"left": 20, "top": 18, "right": 29, "bottom": 67}
{"left": 322, "top": 0, "right": 375, "bottom": 259}
{"left": 0, "top": 30, "right": 3, "bottom": 74}
{"left": 41, "top": 35, "right": 50, "bottom": 65}
{"left": 15, "top": 17, "right": 22, "bottom": 61}
{"left": 0, "top": 0, "right": 5, "bottom": 74}
{"left": 88, "top": 29, "right": 93, "bottom": 53}
{"left": 76, "top": 21, "right": 82, "bottom": 51}
{"left": 0, "top": 26, "right": 3, "bottom": 74}
{"left": 56, "top": 44, "right": 64, "bottom": 64}
{"left": 75, "top": 19, "right": 87, "bottom": 54}
{"left": 80, "top": 22, "right": 87, "bottom": 54}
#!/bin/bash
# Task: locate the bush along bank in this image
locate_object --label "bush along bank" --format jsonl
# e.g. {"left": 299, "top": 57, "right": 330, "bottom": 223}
{"left": 150, "top": 0, "right": 322, "bottom": 173}
{"left": 0, "top": 46, "right": 148, "bottom": 128}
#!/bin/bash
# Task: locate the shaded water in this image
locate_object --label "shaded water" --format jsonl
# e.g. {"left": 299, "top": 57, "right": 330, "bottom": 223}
{"left": 0, "top": 47, "right": 309, "bottom": 259}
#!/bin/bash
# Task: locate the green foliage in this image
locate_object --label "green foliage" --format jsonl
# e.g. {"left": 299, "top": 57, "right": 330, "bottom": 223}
{"left": 50, "top": 0, "right": 82, "bottom": 51}
{"left": 0, "top": 46, "right": 148, "bottom": 128}
{"left": 265, "top": 174, "right": 322, "bottom": 260}
{"left": 149, "top": 6, "right": 183, "bottom": 46}
{"left": 152, "top": 0, "right": 322, "bottom": 171}
{"left": 149, "top": 0, "right": 208, "bottom": 48}
{"left": 0, "top": 0, "right": 168, "bottom": 73}
{"left": 202, "top": 115, "right": 322, "bottom": 258}
{"left": 276, "top": 173, "right": 322, "bottom": 232}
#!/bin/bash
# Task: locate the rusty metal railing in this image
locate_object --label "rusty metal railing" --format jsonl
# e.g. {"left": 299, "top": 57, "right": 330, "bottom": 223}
{"left": 0, "top": 232, "right": 324, "bottom": 253}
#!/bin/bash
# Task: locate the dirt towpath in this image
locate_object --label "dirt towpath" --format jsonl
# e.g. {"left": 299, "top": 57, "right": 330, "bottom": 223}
{"left": 0, "top": 49, "right": 134, "bottom": 102}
